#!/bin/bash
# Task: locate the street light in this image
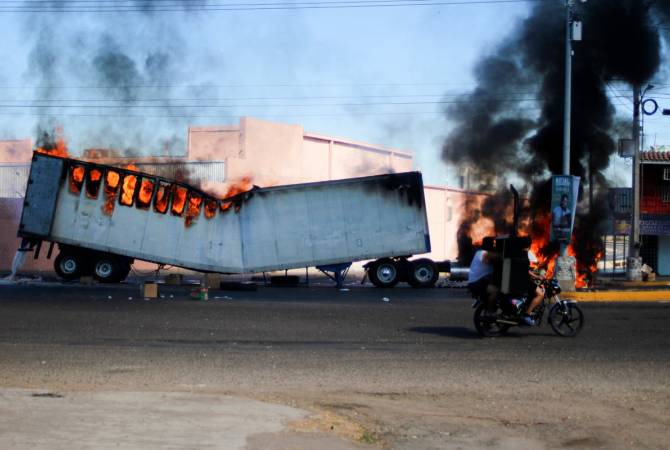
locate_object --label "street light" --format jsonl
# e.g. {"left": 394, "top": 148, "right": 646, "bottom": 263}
{"left": 628, "top": 84, "right": 654, "bottom": 280}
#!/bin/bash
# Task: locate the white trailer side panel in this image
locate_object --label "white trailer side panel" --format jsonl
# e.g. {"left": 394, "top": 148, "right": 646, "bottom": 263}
{"left": 25, "top": 154, "right": 430, "bottom": 273}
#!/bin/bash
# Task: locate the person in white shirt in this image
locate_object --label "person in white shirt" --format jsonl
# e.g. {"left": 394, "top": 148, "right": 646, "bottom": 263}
{"left": 467, "top": 237, "right": 497, "bottom": 313}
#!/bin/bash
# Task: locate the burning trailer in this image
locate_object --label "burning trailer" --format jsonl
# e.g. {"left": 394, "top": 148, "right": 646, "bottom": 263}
{"left": 16, "top": 152, "right": 448, "bottom": 287}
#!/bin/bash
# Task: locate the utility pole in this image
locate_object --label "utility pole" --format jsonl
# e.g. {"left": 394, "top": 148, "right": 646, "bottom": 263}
{"left": 627, "top": 85, "right": 642, "bottom": 280}
{"left": 555, "top": 0, "right": 579, "bottom": 292}
{"left": 563, "top": 0, "right": 573, "bottom": 176}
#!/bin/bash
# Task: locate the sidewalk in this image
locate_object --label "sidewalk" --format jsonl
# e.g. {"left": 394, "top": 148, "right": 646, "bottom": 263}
{"left": 0, "top": 389, "right": 364, "bottom": 450}
{"left": 563, "top": 277, "right": 670, "bottom": 302}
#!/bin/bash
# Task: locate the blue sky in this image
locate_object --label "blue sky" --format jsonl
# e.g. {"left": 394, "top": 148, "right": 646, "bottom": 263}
{"left": 0, "top": 1, "right": 666, "bottom": 187}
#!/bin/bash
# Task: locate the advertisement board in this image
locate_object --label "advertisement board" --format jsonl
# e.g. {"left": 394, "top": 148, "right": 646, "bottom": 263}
{"left": 550, "top": 175, "right": 580, "bottom": 243}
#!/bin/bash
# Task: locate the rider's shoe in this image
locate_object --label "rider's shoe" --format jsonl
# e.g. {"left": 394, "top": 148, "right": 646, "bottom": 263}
{"left": 521, "top": 314, "right": 537, "bottom": 327}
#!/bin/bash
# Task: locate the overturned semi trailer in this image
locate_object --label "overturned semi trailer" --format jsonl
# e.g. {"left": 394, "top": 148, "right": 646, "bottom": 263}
{"left": 17, "top": 152, "right": 448, "bottom": 287}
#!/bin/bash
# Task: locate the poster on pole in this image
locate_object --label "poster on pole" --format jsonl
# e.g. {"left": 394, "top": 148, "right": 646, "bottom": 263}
{"left": 550, "top": 175, "right": 580, "bottom": 243}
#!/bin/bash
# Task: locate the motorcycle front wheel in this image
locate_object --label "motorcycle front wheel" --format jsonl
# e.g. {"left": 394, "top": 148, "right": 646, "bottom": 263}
{"left": 548, "top": 302, "right": 584, "bottom": 337}
{"left": 473, "top": 304, "right": 510, "bottom": 337}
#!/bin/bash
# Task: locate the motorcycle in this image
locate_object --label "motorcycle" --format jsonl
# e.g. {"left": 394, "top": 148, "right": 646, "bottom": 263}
{"left": 472, "top": 278, "right": 585, "bottom": 337}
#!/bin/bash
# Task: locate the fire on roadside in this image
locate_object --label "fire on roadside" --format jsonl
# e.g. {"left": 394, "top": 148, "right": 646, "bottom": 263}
{"left": 527, "top": 212, "right": 601, "bottom": 289}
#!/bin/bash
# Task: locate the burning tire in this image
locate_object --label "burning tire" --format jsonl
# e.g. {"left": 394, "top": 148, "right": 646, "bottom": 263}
{"left": 54, "top": 252, "right": 82, "bottom": 281}
{"left": 408, "top": 258, "right": 438, "bottom": 288}
{"left": 92, "top": 255, "right": 124, "bottom": 283}
{"left": 368, "top": 259, "right": 399, "bottom": 288}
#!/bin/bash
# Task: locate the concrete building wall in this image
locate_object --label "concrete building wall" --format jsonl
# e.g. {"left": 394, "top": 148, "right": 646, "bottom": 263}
{"left": 0, "top": 139, "right": 32, "bottom": 163}
{"left": 187, "top": 117, "right": 413, "bottom": 186}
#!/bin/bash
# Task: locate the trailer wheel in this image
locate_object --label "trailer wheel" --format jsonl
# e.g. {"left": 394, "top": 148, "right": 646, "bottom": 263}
{"left": 93, "top": 255, "right": 123, "bottom": 283}
{"left": 369, "top": 259, "right": 399, "bottom": 288}
{"left": 54, "top": 252, "right": 82, "bottom": 281}
{"left": 408, "top": 258, "right": 439, "bottom": 288}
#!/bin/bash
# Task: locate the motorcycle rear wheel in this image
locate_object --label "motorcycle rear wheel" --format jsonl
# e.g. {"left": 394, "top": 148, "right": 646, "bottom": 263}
{"left": 473, "top": 304, "right": 510, "bottom": 337}
{"left": 548, "top": 302, "right": 584, "bottom": 337}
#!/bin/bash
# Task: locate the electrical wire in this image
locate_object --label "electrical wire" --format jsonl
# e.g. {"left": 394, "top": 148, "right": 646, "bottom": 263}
{"left": 0, "top": 0, "right": 553, "bottom": 12}
{"left": 0, "top": 107, "right": 543, "bottom": 118}
{"left": 0, "top": 97, "right": 544, "bottom": 108}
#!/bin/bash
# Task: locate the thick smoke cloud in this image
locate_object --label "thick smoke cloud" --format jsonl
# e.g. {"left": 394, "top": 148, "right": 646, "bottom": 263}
{"left": 444, "top": 0, "right": 670, "bottom": 275}
{"left": 24, "top": 1, "right": 198, "bottom": 155}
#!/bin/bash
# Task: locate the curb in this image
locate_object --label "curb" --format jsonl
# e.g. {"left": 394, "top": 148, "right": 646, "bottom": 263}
{"left": 562, "top": 290, "right": 670, "bottom": 302}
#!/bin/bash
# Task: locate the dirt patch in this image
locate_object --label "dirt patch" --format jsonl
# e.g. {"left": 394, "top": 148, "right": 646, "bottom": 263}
{"left": 249, "top": 383, "right": 670, "bottom": 450}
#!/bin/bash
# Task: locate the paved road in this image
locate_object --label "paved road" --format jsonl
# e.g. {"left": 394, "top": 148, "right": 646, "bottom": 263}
{"left": 0, "top": 282, "right": 669, "bottom": 449}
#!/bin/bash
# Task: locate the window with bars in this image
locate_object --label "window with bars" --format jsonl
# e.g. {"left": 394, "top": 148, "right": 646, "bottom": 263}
{"left": 664, "top": 167, "right": 670, "bottom": 181}
{"left": 662, "top": 188, "right": 670, "bottom": 203}
{"left": 617, "top": 191, "right": 631, "bottom": 210}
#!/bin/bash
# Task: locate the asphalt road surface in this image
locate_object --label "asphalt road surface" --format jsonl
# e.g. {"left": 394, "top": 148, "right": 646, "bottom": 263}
{"left": 1, "top": 282, "right": 669, "bottom": 449}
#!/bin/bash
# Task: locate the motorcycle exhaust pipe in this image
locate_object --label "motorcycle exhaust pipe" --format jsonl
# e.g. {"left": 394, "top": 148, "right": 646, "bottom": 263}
{"left": 497, "top": 319, "right": 518, "bottom": 325}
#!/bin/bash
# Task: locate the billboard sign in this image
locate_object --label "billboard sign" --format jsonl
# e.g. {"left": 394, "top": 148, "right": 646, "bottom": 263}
{"left": 550, "top": 175, "right": 580, "bottom": 243}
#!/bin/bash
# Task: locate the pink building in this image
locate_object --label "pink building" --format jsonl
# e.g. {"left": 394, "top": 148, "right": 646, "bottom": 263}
{"left": 0, "top": 117, "right": 485, "bottom": 274}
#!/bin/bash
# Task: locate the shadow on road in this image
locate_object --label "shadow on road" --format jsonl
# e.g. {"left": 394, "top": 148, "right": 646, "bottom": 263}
{"left": 408, "top": 326, "right": 482, "bottom": 339}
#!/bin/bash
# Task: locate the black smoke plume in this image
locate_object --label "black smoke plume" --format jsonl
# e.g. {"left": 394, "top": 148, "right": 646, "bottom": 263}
{"left": 444, "top": 0, "right": 670, "bottom": 280}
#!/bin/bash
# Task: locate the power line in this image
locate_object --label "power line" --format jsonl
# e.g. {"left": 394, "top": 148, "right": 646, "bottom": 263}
{"left": 0, "top": 92, "right": 543, "bottom": 102}
{"left": 0, "top": 0, "right": 553, "bottom": 12}
{"left": 0, "top": 82, "right": 539, "bottom": 90}
{"left": 0, "top": 97, "right": 544, "bottom": 109}
{"left": 0, "top": 107, "right": 543, "bottom": 119}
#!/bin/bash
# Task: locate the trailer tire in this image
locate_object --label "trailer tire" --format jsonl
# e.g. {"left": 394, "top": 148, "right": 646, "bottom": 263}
{"left": 368, "top": 259, "right": 400, "bottom": 288}
{"left": 92, "top": 255, "right": 123, "bottom": 283}
{"left": 54, "top": 252, "right": 82, "bottom": 281}
{"left": 408, "top": 258, "right": 439, "bottom": 288}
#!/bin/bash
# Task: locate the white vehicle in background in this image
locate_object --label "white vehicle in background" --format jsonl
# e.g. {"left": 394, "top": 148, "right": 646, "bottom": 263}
{"left": 17, "top": 152, "right": 449, "bottom": 287}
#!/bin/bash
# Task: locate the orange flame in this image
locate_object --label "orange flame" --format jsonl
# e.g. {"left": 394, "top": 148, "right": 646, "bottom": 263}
{"left": 219, "top": 177, "right": 253, "bottom": 212}
{"left": 69, "top": 165, "right": 85, "bottom": 194}
{"left": 154, "top": 183, "right": 170, "bottom": 214}
{"left": 86, "top": 168, "right": 102, "bottom": 198}
{"left": 204, "top": 199, "right": 217, "bottom": 219}
{"left": 102, "top": 170, "right": 120, "bottom": 215}
{"left": 527, "top": 212, "right": 602, "bottom": 289}
{"left": 120, "top": 174, "right": 137, "bottom": 206}
{"left": 137, "top": 178, "right": 154, "bottom": 208}
{"left": 185, "top": 193, "right": 202, "bottom": 227}
{"left": 171, "top": 185, "right": 187, "bottom": 215}
{"left": 36, "top": 127, "right": 69, "bottom": 157}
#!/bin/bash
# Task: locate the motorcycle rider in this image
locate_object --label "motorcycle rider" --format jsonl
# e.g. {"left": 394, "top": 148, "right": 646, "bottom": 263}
{"left": 523, "top": 249, "right": 545, "bottom": 326}
{"left": 467, "top": 237, "right": 498, "bottom": 315}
